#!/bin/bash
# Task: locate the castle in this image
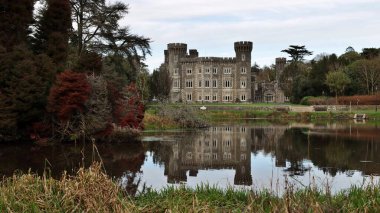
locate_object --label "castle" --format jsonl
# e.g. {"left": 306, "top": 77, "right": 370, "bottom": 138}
{"left": 163, "top": 41, "right": 288, "bottom": 103}
{"left": 164, "top": 42, "right": 252, "bottom": 103}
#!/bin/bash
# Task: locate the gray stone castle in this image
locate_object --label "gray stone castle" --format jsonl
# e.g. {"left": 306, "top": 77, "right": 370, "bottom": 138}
{"left": 164, "top": 42, "right": 252, "bottom": 103}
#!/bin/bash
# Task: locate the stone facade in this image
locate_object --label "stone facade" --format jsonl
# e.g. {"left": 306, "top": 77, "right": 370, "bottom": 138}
{"left": 252, "top": 57, "right": 289, "bottom": 103}
{"left": 165, "top": 42, "right": 252, "bottom": 103}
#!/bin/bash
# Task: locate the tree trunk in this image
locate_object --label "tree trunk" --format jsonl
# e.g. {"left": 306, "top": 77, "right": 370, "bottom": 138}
{"left": 78, "top": 0, "right": 84, "bottom": 56}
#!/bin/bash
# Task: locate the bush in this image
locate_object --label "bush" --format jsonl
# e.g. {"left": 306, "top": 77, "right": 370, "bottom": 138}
{"left": 338, "top": 94, "right": 380, "bottom": 105}
{"left": 313, "top": 106, "right": 328, "bottom": 111}
{"left": 155, "top": 104, "right": 208, "bottom": 128}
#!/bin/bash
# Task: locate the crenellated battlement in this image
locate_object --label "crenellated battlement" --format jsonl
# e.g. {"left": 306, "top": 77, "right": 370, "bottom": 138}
{"left": 181, "top": 57, "right": 236, "bottom": 64}
{"left": 234, "top": 41, "right": 253, "bottom": 52}
{"left": 167, "top": 43, "right": 187, "bottom": 55}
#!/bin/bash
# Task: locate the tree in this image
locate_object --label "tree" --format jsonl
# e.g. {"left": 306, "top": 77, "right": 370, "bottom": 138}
{"left": 281, "top": 45, "right": 313, "bottom": 63}
{"left": 74, "top": 50, "right": 103, "bottom": 74}
{"left": 69, "top": 0, "right": 127, "bottom": 55}
{"left": 148, "top": 64, "right": 172, "bottom": 101}
{"left": 118, "top": 83, "right": 144, "bottom": 130}
{"left": 84, "top": 74, "right": 113, "bottom": 137}
{"left": 48, "top": 70, "right": 91, "bottom": 140}
{"left": 136, "top": 67, "right": 150, "bottom": 102}
{"left": 70, "top": 0, "right": 151, "bottom": 77}
{"left": 33, "top": 0, "right": 71, "bottom": 69}
{"left": 339, "top": 47, "right": 361, "bottom": 65}
{"left": 0, "top": 45, "right": 55, "bottom": 140}
{"left": 0, "top": 0, "right": 34, "bottom": 51}
{"left": 349, "top": 59, "right": 380, "bottom": 95}
{"left": 325, "top": 70, "right": 351, "bottom": 104}
{"left": 361, "top": 48, "right": 380, "bottom": 60}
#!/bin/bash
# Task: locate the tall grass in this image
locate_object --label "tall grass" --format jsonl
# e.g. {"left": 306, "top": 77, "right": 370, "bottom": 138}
{"left": 2, "top": 163, "right": 380, "bottom": 212}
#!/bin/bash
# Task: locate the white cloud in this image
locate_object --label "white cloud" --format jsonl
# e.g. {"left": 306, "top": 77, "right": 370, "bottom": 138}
{"left": 111, "top": 0, "right": 380, "bottom": 70}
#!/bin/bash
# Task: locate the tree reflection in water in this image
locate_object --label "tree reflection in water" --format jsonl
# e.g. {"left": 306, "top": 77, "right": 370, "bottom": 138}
{"left": 1, "top": 122, "right": 380, "bottom": 191}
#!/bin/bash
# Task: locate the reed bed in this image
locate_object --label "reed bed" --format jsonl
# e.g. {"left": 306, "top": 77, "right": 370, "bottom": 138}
{"left": 2, "top": 163, "right": 380, "bottom": 212}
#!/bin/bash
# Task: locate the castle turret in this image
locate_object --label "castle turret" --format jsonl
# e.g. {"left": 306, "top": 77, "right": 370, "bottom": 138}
{"left": 167, "top": 43, "right": 187, "bottom": 102}
{"left": 189, "top": 49, "right": 199, "bottom": 58}
{"left": 234, "top": 41, "right": 253, "bottom": 63}
{"left": 275, "top": 57, "right": 286, "bottom": 81}
{"left": 234, "top": 41, "right": 253, "bottom": 102}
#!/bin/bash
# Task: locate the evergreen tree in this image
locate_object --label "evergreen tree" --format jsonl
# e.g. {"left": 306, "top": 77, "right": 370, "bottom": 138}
{"left": 0, "top": 0, "right": 34, "bottom": 51}
{"left": 33, "top": 0, "right": 71, "bottom": 69}
{"left": 0, "top": 46, "right": 55, "bottom": 141}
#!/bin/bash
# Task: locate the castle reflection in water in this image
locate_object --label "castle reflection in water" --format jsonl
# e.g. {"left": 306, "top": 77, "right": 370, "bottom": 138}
{"left": 165, "top": 126, "right": 253, "bottom": 185}
{"left": 148, "top": 123, "right": 380, "bottom": 186}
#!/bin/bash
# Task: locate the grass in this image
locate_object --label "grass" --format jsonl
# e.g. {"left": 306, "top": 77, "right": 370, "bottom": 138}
{"left": 2, "top": 163, "right": 380, "bottom": 212}
{"left": 143, "top": 103, "right": 380, "bottom": 131}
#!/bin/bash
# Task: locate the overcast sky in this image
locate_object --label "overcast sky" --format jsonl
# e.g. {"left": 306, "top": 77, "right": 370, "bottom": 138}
{"left": 115, "top": 0, "right": 380, "bottom": 71}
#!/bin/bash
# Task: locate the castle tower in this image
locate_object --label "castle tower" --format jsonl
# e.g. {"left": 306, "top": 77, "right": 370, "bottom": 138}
{"left": 234, "top": 41, "right": 253, "bottom": 102}
{"left": 167, "top": 43, "right": 187, "bottom": 102}
{"left": 234, "top": 41, "right": 253, "bottom": 64}
{"left": 275, "top": 57, "right": 286, "bottom": 81}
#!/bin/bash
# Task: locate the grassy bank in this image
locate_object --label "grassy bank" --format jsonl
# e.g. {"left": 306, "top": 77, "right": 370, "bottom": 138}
{"left": 143, "top": 105, "right": 380, "bottom": 130}
{"left": 2, "top": 163, "right": 380, "bottom": 212}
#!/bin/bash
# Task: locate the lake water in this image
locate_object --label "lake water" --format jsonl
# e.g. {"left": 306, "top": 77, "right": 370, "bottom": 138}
{"left": 1, "top": 121, "right": 380, "bottom": 195}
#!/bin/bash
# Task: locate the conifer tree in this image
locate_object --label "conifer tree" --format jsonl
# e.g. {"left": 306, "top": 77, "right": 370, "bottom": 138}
{"left": 33, "top": 0, "right": 71, "bottom": 68}
{"left": 0, "top": 46, "right": 55, "bottom": 141}
{"left": 0, "top": 0, "right": 34, "bottom": 51}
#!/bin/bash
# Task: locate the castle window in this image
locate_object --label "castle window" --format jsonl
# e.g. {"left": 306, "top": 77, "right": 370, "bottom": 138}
{"left": 241, "top": 94, "right": 246, "bottom": 101}
{"left": 212, "top": 68, "right": 218, "bottom": 74}
{"left": 187, "top": 93, "right": 192, "bottom": 101}
{"left": 205, "top": 68, "right": 211, "bottom": 74}
{"left": 198, "top": 80, "right": 202, "bottom": 87}
{"left": 198, "top": 96, "right": 202, "bottom": 101}
{"left": 205, "top": 153, "right": 211, "bottom": 160}
{"left": 212, "top": 80, "right": 217, "bottom": 88}
{"left": 213, "top": 139, "right": 217, "bottom": 147}
{"left": 212, "top": 94, "right": 217, "bottom": 101}
{"left": 185, "top": 80, "right": 193, "bottom": 88}
{"left": 223, "top": 95, "right": 231, "bottom": 101}
{"left": 174, "top": 55, "right": 178, "bottom": 62}
{"left": 173, "top": 79, "right": 180, "bottom": 88}
{"left": 227, "top": 153, "right": 232, "bottom": 159}
{"left": 212, "top": 153, "right": 218, "bottom": 159}
{"left": 241, "top": 154, "right": 246, "bottom": 161}
{"left": 205, "top": 95, "right": 210, "bottom": 101}
{"left": 242, "top": 54, "right": 246, "bottom": 61}
{"left": 205, "top": 80, "right": 210, "bottom": 88}
{"left": 224, "top": 80, "right": 232, "bottom": 88}
{"left": 240, "top": 138, "right": 246, "bottom": 147}
{"left": 198, "top": 68, "right": 202, "bottom": 74}
{"left": 186, "top": 68, "right": 192, "bottom": 75}
{"left": 174, "top": 68, "right": 179, "bottom": 75}
{"left": 241, "top": 80, "right": 246, "bottom": 88}
{"left": 224, "top": 68, "right": 232, "bottom": 74}
{"left": 241, "top": 67, "right": 247, "bottom": 74}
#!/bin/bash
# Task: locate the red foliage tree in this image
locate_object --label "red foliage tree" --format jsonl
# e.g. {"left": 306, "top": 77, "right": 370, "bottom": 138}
{"left": 48, "top": 70, "right": 91, "bottom": 122}
{"left": 118, "top": 83, "right": 145, "bottom": 130}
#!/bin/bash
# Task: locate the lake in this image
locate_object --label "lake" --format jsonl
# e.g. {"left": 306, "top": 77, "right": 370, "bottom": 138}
{"left": 1, "top": 121, "right": 380, "bottom": 195}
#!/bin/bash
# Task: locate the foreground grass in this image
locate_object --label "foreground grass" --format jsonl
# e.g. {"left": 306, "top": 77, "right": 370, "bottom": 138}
{"left": 2, "top": 163, "right": 380, "bottom": 212}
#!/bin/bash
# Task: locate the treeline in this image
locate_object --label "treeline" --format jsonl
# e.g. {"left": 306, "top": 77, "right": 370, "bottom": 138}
{"left": 255, "top": 46, "right": 380, "bottom": 103}
{"left": 0, "top": 0, "right": 150, "bottom": 142}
